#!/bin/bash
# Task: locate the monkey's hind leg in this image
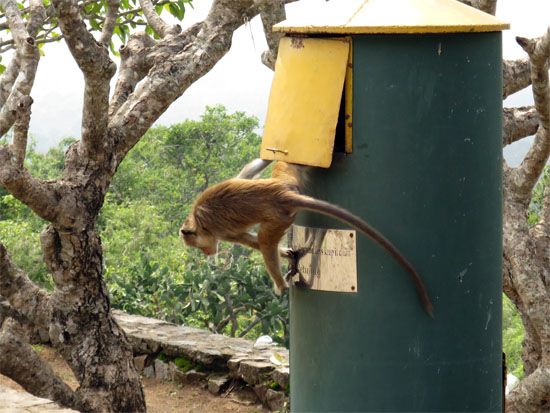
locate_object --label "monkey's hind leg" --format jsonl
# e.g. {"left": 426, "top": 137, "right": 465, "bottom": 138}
{"left": 258, "top": 222, "right": 292, "bottom": 295}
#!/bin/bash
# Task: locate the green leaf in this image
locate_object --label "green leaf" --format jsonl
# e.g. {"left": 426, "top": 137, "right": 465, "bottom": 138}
{"left": 167, "top": 3, "right": 184, "bottom": 20}
{"left": 89, "top": 18, "right": 101, "bottom": 30}
{"left": 109, "top": 41, "right": 120, "bottom": 57}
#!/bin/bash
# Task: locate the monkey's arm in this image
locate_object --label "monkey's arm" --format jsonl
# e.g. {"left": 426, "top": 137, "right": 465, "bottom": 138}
{"left": 224, "top": 232, "right": 298, "bottom": 260}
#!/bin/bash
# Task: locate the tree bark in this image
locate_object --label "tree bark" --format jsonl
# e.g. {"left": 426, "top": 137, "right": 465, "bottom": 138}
{"left": 502, "top": 29, "right": 550, "bottom": 413}
{"left": 42, "top": 226, "right": 146, "bottom": 411}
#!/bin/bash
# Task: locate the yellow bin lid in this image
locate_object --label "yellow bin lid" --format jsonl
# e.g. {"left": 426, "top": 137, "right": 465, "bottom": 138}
{"left": 274, "top": 0, "right": 509, "bottom": 34}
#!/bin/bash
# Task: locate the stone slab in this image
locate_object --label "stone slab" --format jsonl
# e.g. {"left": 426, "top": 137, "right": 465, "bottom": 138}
{"left": 113, "top": 310, "right": 289, "bottom": 406}
{"left": 0, "top": 385, "right": 77, "bottom": 412}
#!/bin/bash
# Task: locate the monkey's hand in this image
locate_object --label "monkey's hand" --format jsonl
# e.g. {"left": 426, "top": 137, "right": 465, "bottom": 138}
{"left": 283, "top": 248, "right": 311, "bottom": 288}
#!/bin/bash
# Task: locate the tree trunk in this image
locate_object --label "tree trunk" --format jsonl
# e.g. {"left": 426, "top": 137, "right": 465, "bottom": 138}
{"left": 42, "top": 226, "right": 145, "bottom": 412}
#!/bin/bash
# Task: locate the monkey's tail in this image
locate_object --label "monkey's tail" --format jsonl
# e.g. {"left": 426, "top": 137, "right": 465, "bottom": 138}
{"left": 236, "top": 159, "right": 273, "bottom": 179}
{"left": 291, "top": 193, "right": 434, "bottom": 318}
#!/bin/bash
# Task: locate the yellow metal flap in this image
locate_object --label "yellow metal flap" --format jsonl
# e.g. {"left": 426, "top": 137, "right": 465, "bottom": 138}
{"left": 261, "top": 37, "right": 350, "bottom": 168}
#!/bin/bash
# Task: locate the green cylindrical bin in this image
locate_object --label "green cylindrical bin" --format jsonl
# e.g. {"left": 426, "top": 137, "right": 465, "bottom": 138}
{"left": 275, "top": 1, "right": 508, "bottom": 412}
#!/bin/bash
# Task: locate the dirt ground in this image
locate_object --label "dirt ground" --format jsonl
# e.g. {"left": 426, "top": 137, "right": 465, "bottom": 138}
{"left": 0, "top": 346, "right": 269, "bottom": 413}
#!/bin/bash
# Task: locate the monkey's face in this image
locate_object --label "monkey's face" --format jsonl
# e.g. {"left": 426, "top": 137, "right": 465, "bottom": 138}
{"left": 180, "top": 219, "right": 218, "bottom": 256}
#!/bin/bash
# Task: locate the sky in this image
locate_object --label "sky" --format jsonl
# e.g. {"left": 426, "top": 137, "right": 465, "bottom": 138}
{"left": 20, "top": 0, "right": 550, "bottom": 166}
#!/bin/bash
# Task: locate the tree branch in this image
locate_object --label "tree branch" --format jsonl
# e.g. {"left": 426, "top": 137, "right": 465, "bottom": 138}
{"left": 0, "top": 0, "right": 30, "bottom": 47}
{"left": 138, "top": 0, "right": 181, "bottom": 38}
{"left": 3, "top": 0, "right": 48, "bottom": 108}
{"left": 503, "top": 106, "right": 539, "bottom": 146}
{"left": 51, "top": 0, "right": 107, "bottom": 75}
{"left": 0, "top": 146, "right": 72, "bottom": 225}
{"left": 109, "top": 22, "right": 203, "bottom": 118}
{"left": 502, "top": 188, "right": 550, "bottom": 377}
{"left": 26, "top": 0, "right": 47, "bottom": 36}
{"left": 110, "top": 0, "right": 296, "bottom": 162}
{"left": 257, "top": 0, "right": 286, "bottom": 70}
{"left": 531, "top": 182, "right": 549, "bottom": 287}
{"left": 12, "top": 95, "right": 33, "bottom": 168}
{"left": 507, "top": 366, "right": 550, "bottom": 413}
{"left": 0, "top": 321, "right": 78, "bottom": 410}
{"left": 0, "top": 243, "right": 51, "bottom": 329}
{"left": 458, "top": 0, "right": 497, "bottom": 15}
{"left": 503, "top": 58, "right": 532, "bottom": 99}
{"left": 508, "top": 30, "right": 550, "bottom": 201}
{"left": 0, "top": 55, "right": 20, "bottom": 109}
{"left": 52, "top": 0, "right": 116, "bottom": 160}
{"left": 109, "top": 31, "right": 156, "bottom": 117}
{"left": 0, "top": 36, "right": 38, "bottom": 137}
{"left": 238, "top": 316, "right": 262, "bottom": 338}
{"left": 0, "top": 0, "right": 40, "bottom": 137}
{"left": 99, "top": 0, "right": 120, "bottom": 46}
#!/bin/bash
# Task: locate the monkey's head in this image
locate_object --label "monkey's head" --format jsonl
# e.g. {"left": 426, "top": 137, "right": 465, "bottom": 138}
{"left": 180, "top": 216, "right": 218, "bottom": 256}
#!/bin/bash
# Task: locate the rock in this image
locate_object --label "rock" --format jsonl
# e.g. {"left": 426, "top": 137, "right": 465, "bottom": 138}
{"left": 272, "top": 367, "right": 290, "bottom": 389}
{"left": 173, "top": 368, "right": 208, "bottom": 384}
{"left": 265, "top": 388, "right": 287, "bottom": 411}
{"left": 253, "top": 385, "right": 287, "bottom": 411}
{"left": 229, "top": 386, "right": 260, "bottom": 406}
{"left": 253, "top": 335, "right": 273, "bottom": 348}
{"left": 253, "top": 384, "right": 267, "bottom": 403}
{"left": 207, "top": 374, "right": 230, "bottom": 394}
{"left": 0, "top": 385, "right": 78, "bottom": 412}
{"left": 154, "top": 359, "right": 178, "bottom": 381}
{"left": 238, "top": 360, "right": 274, "bottom": 385}
{"left": 111, "top": 310, "right": 290, "bottom": 407}
{"left": 154, "top": 359, "right": 169, "bottom": 380}
{"left": 133, "top": 354, "right": 148, "bottom": 373}
{"left": 142, "top": 365, "right": 155, "bottom": 378}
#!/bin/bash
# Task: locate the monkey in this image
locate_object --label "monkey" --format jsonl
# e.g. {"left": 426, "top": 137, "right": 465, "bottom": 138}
{"left": 180, "top": 160, "right": 433, "bottom": 317}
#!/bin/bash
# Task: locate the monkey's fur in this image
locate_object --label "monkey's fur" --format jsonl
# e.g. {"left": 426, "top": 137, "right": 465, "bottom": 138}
{"left": 180, "top": 161, "right": 433, "bottom": 316}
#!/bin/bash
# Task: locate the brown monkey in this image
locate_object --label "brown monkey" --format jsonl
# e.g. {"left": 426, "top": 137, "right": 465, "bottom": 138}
{"left": 180, "top": 161, "right": 433, "bottom": 316}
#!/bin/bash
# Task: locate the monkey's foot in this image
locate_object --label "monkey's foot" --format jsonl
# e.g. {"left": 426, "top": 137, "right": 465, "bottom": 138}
{"left": 279, "top": 247, "right": 294, "bottom": 260}
{"left": 284, "top": 248, "right": 303, "bottom": 281}
{"left": 284, "top": 248, "right": 312, "bottom": 288}
{"left": 273, "top": 283, "right": 286, "bottom": 296}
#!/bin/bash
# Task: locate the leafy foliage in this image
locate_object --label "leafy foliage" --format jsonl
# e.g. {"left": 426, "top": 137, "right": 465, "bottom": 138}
{"left": 528, "top": 165, "right": 549, "bottom": 225}
{"left": 503, "top": 294, "right": 525, "bottom": 378}
{"left": 25, "top": 138, "right": 76, "bottom": 180}
{"left": 98, "top": 105, "right": 289, "bottom": 345}
{"left": 0, "top": 219, "right": 52, "bottom": 289}
{"left": 0, "top": 0, "right": 193, "bottom": 54}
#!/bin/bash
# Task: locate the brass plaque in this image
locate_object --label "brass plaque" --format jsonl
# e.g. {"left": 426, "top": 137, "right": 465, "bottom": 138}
{"left": 289, "top": 225, "right": 357, "bottom": 293}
